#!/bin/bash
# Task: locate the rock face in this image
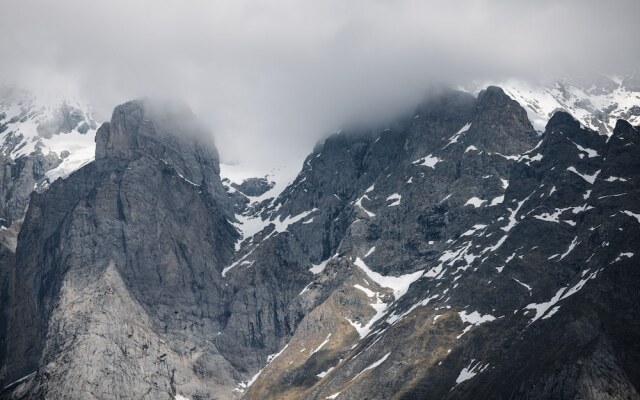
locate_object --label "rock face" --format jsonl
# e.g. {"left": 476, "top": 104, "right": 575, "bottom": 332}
{"left": 232, "top": 177, "right": 274, "bottom": 197}
{"left": 1, "top": 86, "right": 640, "bottom": 400}
{"left": 2, "top": 99, "right": 238, "bottom": 399}
{"left": 235, "top": 88, "right": 640, "bottom": 400}
{"left": 0, "top": 150, "right": 61, "bottom": 226}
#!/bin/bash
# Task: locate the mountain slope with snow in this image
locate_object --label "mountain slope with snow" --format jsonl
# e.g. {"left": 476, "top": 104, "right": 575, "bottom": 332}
{"left": 467, "top": 74, "right": 640, "bottom": 134}
{"left": 0, "top": 87, "right": 98, "bottom": 230}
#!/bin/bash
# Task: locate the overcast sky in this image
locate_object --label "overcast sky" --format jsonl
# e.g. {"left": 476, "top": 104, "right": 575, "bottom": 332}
{"left": 1, "top": 0, "right": 639, "bottom": 175}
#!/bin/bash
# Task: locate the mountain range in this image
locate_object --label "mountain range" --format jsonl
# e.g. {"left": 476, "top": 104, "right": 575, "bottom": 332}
{"left": 0, "top": 77, "right": 639, "bottom": 400}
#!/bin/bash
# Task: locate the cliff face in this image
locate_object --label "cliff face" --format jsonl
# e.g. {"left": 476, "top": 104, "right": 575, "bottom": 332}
{"left": 1, "top": 88, "right": 639, "bottom": 400}
{"left": 2, "top": 99, "right": 239, "bottom": 399}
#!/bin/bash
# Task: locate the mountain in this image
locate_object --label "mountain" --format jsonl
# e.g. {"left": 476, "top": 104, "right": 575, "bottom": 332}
{"left": 468, "top": 73, "right": 640, "bottom": 134}
{"left": 1, "top": 85, "right": 639, "bottom": 400}
{"left": 235, "top": 88, "right": 640, "bottom": 399}
{"left": 0, "top": 87, "right": 98, "bottom": 252}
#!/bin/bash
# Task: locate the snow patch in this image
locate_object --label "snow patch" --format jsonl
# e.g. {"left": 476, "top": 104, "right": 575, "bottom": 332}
{"left": 355, "top": 194, "right": 376, "bottom": 218}
{"left": 622, "top": 210, "right": 640, "bottom": 223}
{"left": 412, "top": 154, "right": 441, "bottom": 169}
{"left": 386, "top": 193, "right": 401, "bottom": 207}
{"left": 310, "top": 334, "right": 332, "bottom": 355}
{"left": 444, "top": 123, "right": 472, "bottom": 147}
{"left": 558, "top": 237, "right": 579, "bottom": 260}
{"left": 44, "top": 130, "right": 96, "bottom": 182}
{"left": 525, "top": 269, "right": 599, "bottom": 324}
{"left": 513, "top": 277, "right": 532, "bottom": 291}
{"left": 571, "top": 141, "right": 599, "bottom": 158}
{"left": 454, "top": 360, "right": 490, "bottom": 386}
{"left": 354, "top": 284, "right": 376, "bottom": 297}
{"left": 566, "top": 166, "right": 601, "bottom": 184}
{"left": 354, "top": 257, "right": 423, "bottom": 300}
{"left": 317, "top": 365, "right": 335, "bottom": 379}
{"left": 272, "top": 208, "right": 319, "bottom": 234}
{"left": 489, "top": 195, "right": 504, "bottom": 206}
{"left": 245, "top": 344, "right": 289, "bottom": 387}
{"left": 310, "top": 258, "right": 330, "bottom": 274}
{"left": 612, "top": 252, "right": 634, "bottom": 263}
{"left": 458, "top": 310, "right": 496, "bottom": 325}
{"left": 351, "top": 353, "right": 391, "bottom": 381}
{"left": 346, "top": 296, "right": 388, "bottom": 339}
{"left": 364, "top": 246, "right": 376, "bottom": 258}
{"left": 464, "top": 197, "right": 486, "bottom": 208}
{"left": 465, "top": 145, "right": 478, "bottom": 153}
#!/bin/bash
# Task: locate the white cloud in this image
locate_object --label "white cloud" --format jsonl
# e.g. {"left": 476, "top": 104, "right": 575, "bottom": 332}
{"left": 1, "top": 0, "right": 638, "bottom": 172}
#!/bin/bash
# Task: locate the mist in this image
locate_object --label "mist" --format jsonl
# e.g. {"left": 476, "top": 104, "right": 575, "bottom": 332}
{"left": 1, "top": 0, "right": 638, "bottom": 173}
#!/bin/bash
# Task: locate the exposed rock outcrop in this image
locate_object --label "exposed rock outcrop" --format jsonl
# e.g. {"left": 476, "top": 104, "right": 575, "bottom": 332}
{"left": 3, "top": 100, "right": 240, "bottom": 399}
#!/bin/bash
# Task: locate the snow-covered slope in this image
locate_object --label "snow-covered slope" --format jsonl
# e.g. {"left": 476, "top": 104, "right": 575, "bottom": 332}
{"left": 466, "top": 73, "right": 640, "bottom": 134}
{"left": 0, "top": 86, "right": 98, "bottom": 178}
{"left": 0, "top": 87, "right": 99, "bottom": 228}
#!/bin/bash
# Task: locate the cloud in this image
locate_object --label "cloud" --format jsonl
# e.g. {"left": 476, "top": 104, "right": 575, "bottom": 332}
{"left": 1, "top": 0, "right": 638, "bottom": 171}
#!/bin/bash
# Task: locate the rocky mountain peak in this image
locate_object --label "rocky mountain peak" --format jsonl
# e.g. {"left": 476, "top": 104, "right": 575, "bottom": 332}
{"left": 465, "top": 75, "right": 640, "bottom": 134}
{"left": 545, "top": 110, "right": 583, "bottom": 136}
{"left": 96, "top": 99, "right": 215, "bottom": 157}
{"left": 469, "top": 85, "right": 537, "bottom": 155}
{"left": 612, "top": 118, "right": 638, "bottom": 140}
{"left": 95, "top": 98, "right": 227, "bottom": 201}
{"left": 476, "top": 85, "right": 510, "bottom": 105}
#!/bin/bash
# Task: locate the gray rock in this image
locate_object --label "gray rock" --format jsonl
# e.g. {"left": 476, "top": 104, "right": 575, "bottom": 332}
{"left": 36, "top": 102, "right": 88, "bottom": 139}
{"left": 241, "top": 100, "right": 640, "bottom": 400}
{"left": 232, "top": 177, "right": 274, "bottom": 197}
{"left": 2, "top": 88, "right": 639, "bottom": 400}
{"left": 2, "top": 99, "right": 242, "bottom": 399}
{"left": 0, "top": 149, "right": 62, "bottom": 226}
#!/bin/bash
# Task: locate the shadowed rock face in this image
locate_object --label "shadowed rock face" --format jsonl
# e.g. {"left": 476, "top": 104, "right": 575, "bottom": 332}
{"left": 470, "top": 86, "right": 537, "bottom": 155}
{"left": 2, "top": 89, "right": 639, "bottom": 400}
{"left": 95, "top": 99, "right": 228, "bottom": 208}
{"left": 238, "top": 97, "right": 640, "bottom": 399}
{"left": 0, "top": 149, "right": 62, "bottom": 227}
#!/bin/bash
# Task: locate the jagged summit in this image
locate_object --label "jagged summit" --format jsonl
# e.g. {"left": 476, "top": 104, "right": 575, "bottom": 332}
{"left": 545, "top": 110, "right": 583, "bottom": 133}
{"left": 612, "top": 118, "right": 639, "bottom": 140}
{"left": 466, "top": 75, "right": 640, "bottom": 134}
{"left": 95, "top": 98, "right": 225, "bottom": 200}
{"left": 468, "top": 85, "right": 537, "bottom": 155}
{"left": 95, "top": 99, "right": 215, "bottom": 160}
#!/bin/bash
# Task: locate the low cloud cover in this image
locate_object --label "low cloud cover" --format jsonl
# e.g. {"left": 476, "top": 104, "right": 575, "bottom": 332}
{"left": 1, "top": 0, "right": 639, "bottom": 171}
